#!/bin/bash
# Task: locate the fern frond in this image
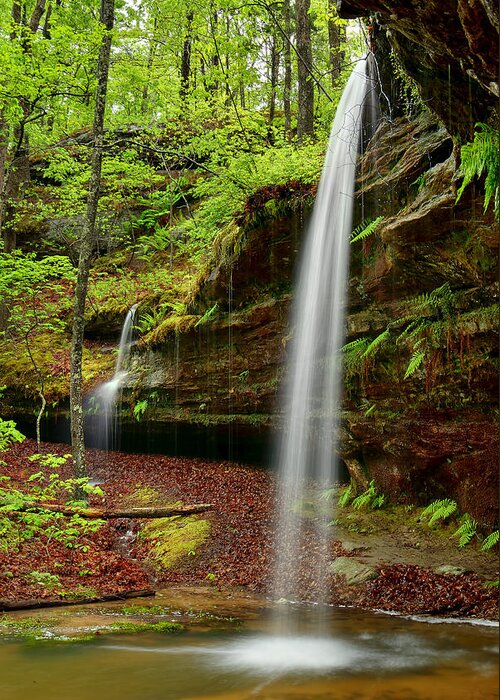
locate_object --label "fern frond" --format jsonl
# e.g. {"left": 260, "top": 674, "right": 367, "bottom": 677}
{"left": 341, "top": 337, "right": 371, "bottom": 374}
{"left": 351, "top": 480, "right": 385, "bottom": 510}
{"left": 350, "top": 216, "right": 384, "bottom": 243}
{"left": 194, "top": 303, "right": 218, "bottom": 328}
{"left": 420, "top": 498, "right": 457, "bottom": 525}
{"left": 452, "top": 514, "right": 477, "bottom": 548}
{"left": 481, "top": 530, "right": 499, "bottom": 551}
{"left": 456, "top": 123, "right": 499, "bottom": 217}
{"left": 361, "top": 329, "right": 390, "bottom": 359}
{"left": 404, "top": 350, "right": 425, "bottom": 379}
{"left": 338, "top": 484, "right": 354, "bottom": 508}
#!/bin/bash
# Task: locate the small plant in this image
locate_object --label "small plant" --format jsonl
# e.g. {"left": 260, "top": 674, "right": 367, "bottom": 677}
{"left": 337, "top": 483, "right": 354, "bottom": 508}
{"left": 456, "top": 122, "right": 499, "bottom": 217}
{"left": 350, "top": 216, "right": 384, "bottom": 244}
{"left": 481, "top": 530, "right": 499, "bottom": 552}
{"left": 452, "top": 513, "right": 478, "bottom": 548}
{"left": 194, "top": 303, "right": 219, "bottom": 329}
{"left": 351, "top": 480, "right": 385, "bottom": 510}
{"left": 27, "top": 571, "right": 62, "bottom": 591}
{"left": 419, "top": 498, "right": 457, "bottom": 526}
{"left": 133, "top": 399, "right": 148, "bottom": 421}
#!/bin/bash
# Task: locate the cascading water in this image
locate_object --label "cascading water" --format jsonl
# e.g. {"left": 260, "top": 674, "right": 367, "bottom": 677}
{"left": 272, "top": 57, "right": 375, "bottom": 631}
{"left": 92, "top": 304, "right": 138, "bottom": 451}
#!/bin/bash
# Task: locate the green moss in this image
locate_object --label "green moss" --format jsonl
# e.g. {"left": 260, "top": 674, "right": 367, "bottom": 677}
{"left": 120, "top": 604, "right": 173, "bottom": 615}
{"left": 139, "top": 515, "right": 210, "bottom": 570}
{"left": 141, "top": 314, "right": 199, "bottom": 347}
{"left": 121, "top": 486, "right": 165, "bottom": 508}
{"left": 110, "top": 620, "right": 183, "bottom": 634}
{"left": 0, "top": 616, "right": 58, "bottom": 640}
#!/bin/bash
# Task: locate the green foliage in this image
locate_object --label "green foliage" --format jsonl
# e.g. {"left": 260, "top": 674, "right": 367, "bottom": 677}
{"left": 351, "top": 480, "right": 385, "bottom": 510}
{"left": 337, "top": 483, "right": 354, "bottom": 508}
{"left": 27, "top": 571, "right": 62, "bottom": 591}
{"left": 456, "top": 123, "right": 499, "bottom": 217}
{"left": 403, "top": 350, "right": 425, "bottom": 379}
{"left": 0, "top": 433, "right": 105, "bottom": 554}
{"left": 419, "top": 498, "right": 457, "bottom": 526}
{"left": 481, "top": 530, "right": 499, "bottom": 552}
{"left": 133, "top": 399, "right": 148, "bottom": 422}
{"left": 452, "top": 513, "right": 478, "bottom": 548}
{"left": 350, "top": 216, "right": 384, "bottom": 244}
{"left": 194, "top": 303, "right": 219, "bottom": 329}
{"left": 0, "top": 418, "right": 25, "bottom": 453}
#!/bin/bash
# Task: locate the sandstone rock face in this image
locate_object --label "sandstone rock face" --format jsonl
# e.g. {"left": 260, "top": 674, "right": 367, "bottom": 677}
{"left": 337, "top": 0, "right": 499, "bottom": 139}
{"left": 343, "top": 111, "right": 498, "bottom": 528}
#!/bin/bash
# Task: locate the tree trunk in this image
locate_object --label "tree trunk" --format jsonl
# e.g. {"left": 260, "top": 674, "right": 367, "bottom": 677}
{"left": 327, "top": 1, "right": 344, "bottom": 88}
{"left": 70, "top": 0, "right": 115, "bottom": 481}
{"left": 283, "top": 0, "right": 292, "bottom": 139}
{"left": 180, "top": 12, "right": 193, "bottom": 100}
{"left": 296, "top": 0, "right": 314, "bottom": 141}
{"left": 9, "top": 503, "right": 214, "bottom": 519}
{"left": 0, "top": 589, "right": 155, "bottom": 612}
{"left": 141, "top": 17, "right": 158, "bottom": 114}
{"left": 269, "top": 30, "right": 280, "bottom": 130}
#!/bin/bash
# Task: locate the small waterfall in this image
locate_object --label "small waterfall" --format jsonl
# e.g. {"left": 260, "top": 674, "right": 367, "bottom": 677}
{"left": 92, "top": 304, "right": 138, "bottom": 451}
{"left": 272, "top": 58, "right": 374, "bottom": 631}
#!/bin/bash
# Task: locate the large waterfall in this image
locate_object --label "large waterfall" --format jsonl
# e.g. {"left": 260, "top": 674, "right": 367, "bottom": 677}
{"left": 272, "top": 58, "right": 374, "bottom": 627}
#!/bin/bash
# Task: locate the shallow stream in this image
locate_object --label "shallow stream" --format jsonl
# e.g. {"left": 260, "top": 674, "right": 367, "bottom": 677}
{"left": 1, "top": 604, "right": 497, "bottom": 700}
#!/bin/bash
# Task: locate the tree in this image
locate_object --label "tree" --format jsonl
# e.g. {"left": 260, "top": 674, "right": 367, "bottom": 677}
{"left": 296, "top": 0, "right": 314, "bottom": 140}
{"left": 70, "top": 0, "right": 115, "bottom": 480}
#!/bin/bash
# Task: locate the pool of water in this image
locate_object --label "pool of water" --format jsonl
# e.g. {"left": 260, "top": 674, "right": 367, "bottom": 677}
{"left": 1, "top": 607, "right": 497, "bottom": 699}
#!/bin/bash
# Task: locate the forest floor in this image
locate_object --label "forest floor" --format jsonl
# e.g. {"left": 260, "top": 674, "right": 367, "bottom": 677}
{"left": 1, "top": 439, "right": 498, "bottom": 622}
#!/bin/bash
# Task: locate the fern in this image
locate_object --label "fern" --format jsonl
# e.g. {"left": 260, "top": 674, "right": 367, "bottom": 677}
{"left": 350, "top": 216, "right": 384, "bottom": 244}
{"left": 481, "top": 530, "right": 499, "bottom": 552}
{"left": 342, "top": 337, "right": 371, "bottom": 374}
{"left": 404, "top": 350, "right": 425, "bottom": 379}
{"left": 337, "top": 483, "right": 354, "bottom": 508}
{"left": 420, "top": 498, "right": 457, "bottom": 526}
{"left": 194, "top": 303, "right": 218, "bottom": 329}
{"left": 456, "top": 123, "right": 499, "bottom": 217}
{"left": 452, "top": 514, "right": 477, "bottom": 548}
{"left": 351, "top": 480, "right": 385, "bottom": 510}
{"left": 361, "top": 328, "right": 390, "bottom": 360}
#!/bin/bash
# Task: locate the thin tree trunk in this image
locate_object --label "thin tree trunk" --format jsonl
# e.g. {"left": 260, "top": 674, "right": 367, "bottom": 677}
{"left": 269, "top": 30, "right": 280, "bottom": 130}
{"left": 327, "top": 1, "right": 344, "bottom": 88}
{"left": 8, "top": 503, "right": 214, "bottom": 519}
{"left": 296, "top": 0, "right": 314, "bottom": 140}
{"left": 180, "top": 12, "right": 193, "bottom": 100}
{"left": 141, "top": 17, "right": 158, "bottom": 114}
{"left": 0, "top": 117, "right": 8, "bottom": 249}
{"left": 70, "top": 0, "right": 115, "bottom": 480}
{"left": 283, "top": 0, "right": 292, "bottom": 139}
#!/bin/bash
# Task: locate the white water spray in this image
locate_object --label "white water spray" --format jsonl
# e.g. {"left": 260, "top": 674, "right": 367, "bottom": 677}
{"left": 92, "top": 304, "right": 138, "bottom": 451}
{"left": 272, "top": 58, "right": 374, "bottom": 630}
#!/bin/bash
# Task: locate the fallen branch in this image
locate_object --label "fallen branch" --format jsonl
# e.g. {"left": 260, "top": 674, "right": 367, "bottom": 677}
{"left": 0, "top": 588, "right": 155, "bottom": 612}
{"left": 13, "top": 503, "right": 214, "bottom": 519}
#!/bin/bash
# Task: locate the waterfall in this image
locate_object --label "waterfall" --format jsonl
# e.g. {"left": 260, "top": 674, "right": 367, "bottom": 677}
{"left": 92, "top": 304, "right": 138, "bottom": 451}
{"left": 272, "top": 58, "right": 374, "bottom": 629}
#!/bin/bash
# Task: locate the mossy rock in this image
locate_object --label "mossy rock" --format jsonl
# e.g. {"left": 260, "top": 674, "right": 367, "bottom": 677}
{"left": 139, "top": 515, "right": 210, "bottom": 570}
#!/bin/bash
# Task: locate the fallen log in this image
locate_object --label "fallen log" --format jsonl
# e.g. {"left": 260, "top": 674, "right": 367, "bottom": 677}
{"left": 0, "top": 588, "right": 155, "bottom": 612}
{"left": 14, "top": 503, "right": 214, "bottom": 519}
